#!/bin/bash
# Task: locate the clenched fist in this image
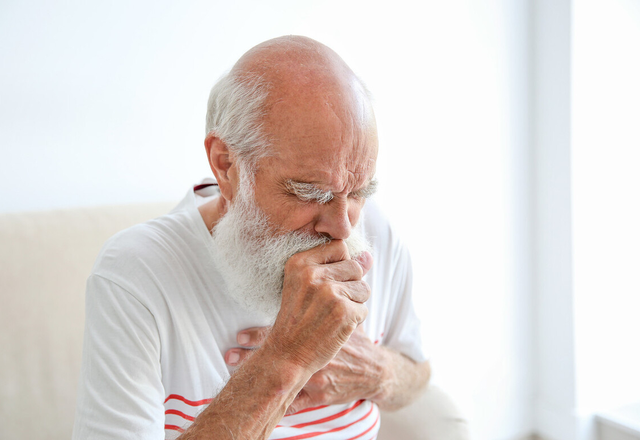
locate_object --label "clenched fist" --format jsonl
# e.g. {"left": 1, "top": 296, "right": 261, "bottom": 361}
{"left": 262, "top": 239, "right": 372, "bottom": 374}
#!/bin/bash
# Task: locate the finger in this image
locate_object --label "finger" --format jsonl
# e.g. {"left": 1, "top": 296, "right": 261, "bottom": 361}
{"left": 354, "top": 250, "right": 373, "bottom": 276}
{"left": 345, "top": 301, "right": 369, "bottom": 327}
{"left": 237, "top": 326, "right": 271, "bottom": 347}
{"left": 336, "top": 280, "right": 371, "bottom": 304}
{"left": 321, "top": 259, "right": 365, "bottom": 282}
{"left": 286, "top": 239, "right": 351, "bottom": 269}
{"left": 286, "top": 391, "right": 315, "bottom": 415}
{"left": 224, "top": 348, "right": 253, "bottom": 366}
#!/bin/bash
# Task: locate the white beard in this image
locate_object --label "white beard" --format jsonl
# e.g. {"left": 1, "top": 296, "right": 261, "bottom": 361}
{"left": 210, "top": 175, "right": 371, "bottom": 321}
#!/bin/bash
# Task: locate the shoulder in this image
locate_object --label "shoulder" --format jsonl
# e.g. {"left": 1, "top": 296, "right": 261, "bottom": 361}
{"left": 91, "top": 207, "right": 207, "bottom": 294}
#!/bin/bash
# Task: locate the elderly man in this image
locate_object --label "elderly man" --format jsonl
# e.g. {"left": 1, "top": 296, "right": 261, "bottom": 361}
{"left": 73, "top": 36, "right": 430, "bottom": 440}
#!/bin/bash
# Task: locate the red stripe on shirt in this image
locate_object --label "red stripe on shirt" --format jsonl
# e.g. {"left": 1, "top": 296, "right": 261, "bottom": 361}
{"left": 345, "top": 412, "right": 380, "bottom": 439}
{"left": 276, "top": 401, "right": 375, "bottom": 440}
{"left": 288, "top": 400, "right": 365, "bottom": 429}
{"left": 164, "top": 424, "right": 185, "bottom": 433}
{"left": 283, "top": 404, "right": 330, "bottom": 417}
{"left": 165, "top": 409, "right": 195, "bottom": 422}
{"left": 164, "top": 394, "right": 212, "bottom": 406}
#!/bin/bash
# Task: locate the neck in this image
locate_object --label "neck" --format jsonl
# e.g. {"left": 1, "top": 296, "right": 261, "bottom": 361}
{"left": 198, "top": 196, "right": 229, "bottom": 233}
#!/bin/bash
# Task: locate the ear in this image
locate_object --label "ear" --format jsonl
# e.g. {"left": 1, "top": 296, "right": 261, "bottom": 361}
{"left": 204, "top": 133, "right": 238, "bottom": 202}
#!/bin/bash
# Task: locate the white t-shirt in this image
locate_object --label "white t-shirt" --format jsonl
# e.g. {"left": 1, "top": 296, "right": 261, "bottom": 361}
{"left": 72, "top": 183, "right": 426, "bottom": 440}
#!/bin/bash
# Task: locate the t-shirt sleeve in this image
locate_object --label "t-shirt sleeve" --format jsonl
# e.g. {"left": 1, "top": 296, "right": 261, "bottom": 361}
{"left": 382, "top": 243, "right": 429, "bottom": 363}
{"left": 72, "top": 274, "right": 165, "bottom": 440}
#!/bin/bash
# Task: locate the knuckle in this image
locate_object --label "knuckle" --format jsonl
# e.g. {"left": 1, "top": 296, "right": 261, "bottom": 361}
{"left": 284, "top": 253, "right": 304, "bottom": 272}
{"left": 319, "top": 282, "right": 339, "bottom": 300}
{"left": 336, "top": 240, "right": 349, "bottom": 254}
{"left": 330, "top": 299, "right": 350, "bottom": 321}
{"left": 313, "top": 373, "right": 329, "bottom": 389}
{"left": 259, "top": 327, "right": 271, "bottom": 339}
{"left": 357, "top": 305, "right": 369, "bottom": 324}
{"left": 300, "top": 266, "right": 319, "bottom": 285}
{"left": 252, "top": 328, "right": 269, "bottom": 344}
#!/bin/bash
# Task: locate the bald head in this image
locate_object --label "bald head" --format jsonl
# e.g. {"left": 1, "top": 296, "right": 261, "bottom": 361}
{"left": 232, "top": 36, "right": 363, "bottom": 98}
{"left": 233, "top": 36, "right": 343, "bottom": 75}
{"left": 205, "top": 36, "right": 376, "bottom": 171}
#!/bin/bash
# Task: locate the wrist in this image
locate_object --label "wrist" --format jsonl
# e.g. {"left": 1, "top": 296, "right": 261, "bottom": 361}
{"left": 369, "top": 346, "right": 397, "bottom": 406}
{"left": 180, "top": 343, "right": 314, "bottom": 439}
{"left": 250, "top": 342, "right": 314, "bottom": 401}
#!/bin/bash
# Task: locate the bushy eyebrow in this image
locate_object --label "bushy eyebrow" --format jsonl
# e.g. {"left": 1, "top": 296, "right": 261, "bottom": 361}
{"left": 284, "top": 180, "right": 334, "bottom": 203}
{"left": 350, "top": 178, "right": 378, "bottom": 199}
{"left": 284, "top": 178, "right": 378, "bottom": 204}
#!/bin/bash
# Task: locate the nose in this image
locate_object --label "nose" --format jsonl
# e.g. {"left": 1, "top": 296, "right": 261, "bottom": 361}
{"left": 314, "top": 199, "right": 353, "bottom": 240}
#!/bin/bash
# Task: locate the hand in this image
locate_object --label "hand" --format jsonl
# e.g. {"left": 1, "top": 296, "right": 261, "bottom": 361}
{"left": 263, "top": 240, "right": 373, "bottom": 374}
{"left": 225, "top": 326, "right": 390, "bottom": 415}
{"left": 224, "top": 241, "right": 373, "bottom": 368}
{"left": 286, "top": 326, "right": 389, "bottom": 414}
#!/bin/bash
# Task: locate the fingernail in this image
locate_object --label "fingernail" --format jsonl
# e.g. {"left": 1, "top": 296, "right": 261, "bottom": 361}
{"left": 238, "top": 334, "right": 250, "bottom": 346}
{"left": 227, "top": 352, "right": 240, "bottom": 365}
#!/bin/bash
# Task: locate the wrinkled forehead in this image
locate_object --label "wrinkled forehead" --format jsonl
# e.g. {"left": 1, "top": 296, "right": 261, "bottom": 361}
{"left": 260, "top": 93, "right": 378, "bottom": 190}
{"left": 266, "top": 76, "right": 375, "bottom": 139}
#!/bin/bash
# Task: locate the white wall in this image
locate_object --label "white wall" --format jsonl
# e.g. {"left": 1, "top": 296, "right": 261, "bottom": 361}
{"left": 533, "top": 1, "right": 640, "bottom": 439}
{"left": 394, "top": 2, "right": 535, "bottom": 438}
{"left": 573, "top": 0, "right": 640, "bottom": 425}
{"left": 531, "top": 0, "right": 578, "bottom": 439}
{"left": 1, "top": 1, "right": 534, "bottom": 438}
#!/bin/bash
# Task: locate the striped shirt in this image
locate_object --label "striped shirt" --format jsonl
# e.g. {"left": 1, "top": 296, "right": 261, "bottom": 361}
{"left": 163, "top": 395, "right": 380, "bottom": 440}
{"left": 73, "top": 183, "right": 425, "bottom": 440}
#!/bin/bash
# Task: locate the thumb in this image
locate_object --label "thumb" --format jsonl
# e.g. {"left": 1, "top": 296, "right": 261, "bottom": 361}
{"left": 354, "top": 251, "right": 373, "bottom": 276}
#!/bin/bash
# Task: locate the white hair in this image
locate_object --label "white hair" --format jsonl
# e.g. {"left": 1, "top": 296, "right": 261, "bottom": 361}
{"left": 205, "top": 72, "right": 271, "bottom": 171}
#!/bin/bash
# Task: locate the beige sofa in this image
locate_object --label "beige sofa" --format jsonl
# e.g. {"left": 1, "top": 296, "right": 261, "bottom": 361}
{"left": 0, "top": 203, "right": 469, "bottom": 440}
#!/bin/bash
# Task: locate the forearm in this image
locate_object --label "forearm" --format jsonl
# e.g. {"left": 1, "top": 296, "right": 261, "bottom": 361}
{"left": 178, "top": 349, "right": 311, "bottom": 440}
{"left": 372, "top": 348, "right": 431, "bottom": 411}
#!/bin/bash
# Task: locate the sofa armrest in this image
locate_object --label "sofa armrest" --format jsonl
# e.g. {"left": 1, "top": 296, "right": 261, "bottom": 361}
{"left": 378, "top": 384, "right": 470, "bottom": 440}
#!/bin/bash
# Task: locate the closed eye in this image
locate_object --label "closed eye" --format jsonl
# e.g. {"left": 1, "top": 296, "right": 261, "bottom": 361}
{"left": 284, "top": 177, "right": 378, "bottom": 204}
{"left": 350, "top": 178, "right": 378, "bottom": 199}
{"left": 284, "top": 180, "right": 333, "bottom": 204}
